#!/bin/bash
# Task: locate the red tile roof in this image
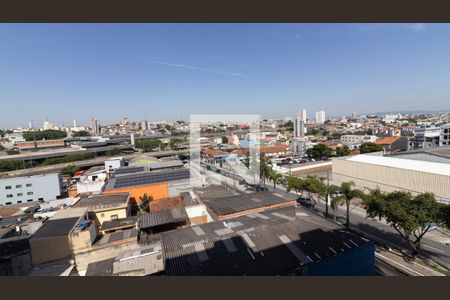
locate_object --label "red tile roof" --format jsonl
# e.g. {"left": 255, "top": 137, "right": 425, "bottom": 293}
{"left": 376, "top": 137, "right": 401, "bottom": 145}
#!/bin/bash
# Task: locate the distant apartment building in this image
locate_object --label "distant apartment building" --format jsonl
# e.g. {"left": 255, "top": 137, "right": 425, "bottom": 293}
{"left": 315, "top": 111, "right": 326, "bottom": 124}
{"left": 42, "top": 121, "right": 54, "bottom": 130}
{"left": 0, "top": 173, "right": 63, "bottom": 206}
{"left": 299, "top": 108, "right": 307, "bottom": 122}
{"left": 440, "top": 123, "right": 450, "bottom": 146}
{"left": 290, "top": 138, "right": 307, "bottom": 156}
{"left": 340, "top": 135, "right": 377, "bottom": 149}
{"left": 91, "top": 118, "right": 99, "bottom": 135}
{"left": 411, "top": 125, "right": 440, "bottom": 150}
{"left": 294, "top": 109, "right": 307, "bottom": 138}
{"left": 382, "top": 114, "right": 400, "bottom": 124}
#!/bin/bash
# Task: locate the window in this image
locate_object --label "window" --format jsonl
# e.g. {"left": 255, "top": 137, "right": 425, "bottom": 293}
{"left": 17, "top": 193, "right": 23, "bottom": 197}
{"left": 27, "top": 192, "right": 33, "bottom": 195}
{"left": 6, "top": 194, "right": 13, "bottom": 198}
{"left": 16, "top": 184, "right": 22, "bottom": 188}
{"left": 17, "top": 201, "right": 22, "bottom": 204}
{"left": 38, "top": 197, "right": 43, "bottom": 201}
{"left": 110, "top": 215, "right": 118, "bottom": 221}
{"left": 27, "top": 199, "right": 33, "bottom": 202}
{"left": 26, "top": 183, "right": 32, "bottom": 187}
{"left": 5, "top": 186, "right": 12, "bottom": 190}
{"left": 5, "top": 202, "right": 11, "bottom": 205}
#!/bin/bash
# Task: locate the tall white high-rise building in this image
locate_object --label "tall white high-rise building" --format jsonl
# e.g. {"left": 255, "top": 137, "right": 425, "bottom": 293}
{"left": 141, "top": 120, "right": 149, "bottom": 131}
{"left": 315, "top": 111, "right": 326, "bottom": 124}
{"left": 294, "top": 108, "right": 307, "bottom": 138}
{"left": 299, "top": 109, "right": 307, "bottom": 122}
{"left": 91, "top": 118, "right": 99, "bottom": 135}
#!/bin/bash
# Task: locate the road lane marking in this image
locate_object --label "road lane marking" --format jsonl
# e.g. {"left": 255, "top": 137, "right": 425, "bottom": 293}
{"left": 421, "top": 244, "right": 445, "bottom": 254}
{"left": 375, "top": 253, "right": 424, "bottom": 276}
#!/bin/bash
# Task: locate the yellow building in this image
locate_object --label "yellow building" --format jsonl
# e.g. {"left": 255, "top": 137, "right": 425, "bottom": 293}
{"left": 73, "top": 193, "right": 131, "bottom": 230}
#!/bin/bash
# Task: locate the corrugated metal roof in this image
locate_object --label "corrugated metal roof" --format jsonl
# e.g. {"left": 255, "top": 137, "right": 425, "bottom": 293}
{"left": 160, "top": 206, "right": 370, "bottom": 275}
{"left": 139, "top": 207, "right": 189, "bottom": 229}
{"left": 347, "top": 154, "right": 450, "bottom": 176}
{"left": 204, "top": 191, "right": 296, "bottom": 216}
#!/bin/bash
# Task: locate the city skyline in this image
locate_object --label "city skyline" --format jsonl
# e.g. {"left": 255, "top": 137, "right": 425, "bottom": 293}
{"left": 3, "top": 24, "right": 450, "bottom": 127}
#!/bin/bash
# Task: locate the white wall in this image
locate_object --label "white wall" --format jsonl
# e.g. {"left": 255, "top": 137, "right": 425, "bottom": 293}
{"left": 76, "top": 182, "right": 105, "bottom": 193}
{"left": 104, "top": 158, "right": 124, "bottom": 171}
{"left": 0, "top": 173, "right": 63, "bottom": 206}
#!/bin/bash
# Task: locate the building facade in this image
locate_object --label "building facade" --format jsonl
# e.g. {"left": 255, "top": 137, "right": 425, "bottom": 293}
{"left": 332, "top": 154, "right": 450, "bottom": 203}
{"left": 0, "top": 173, "right": 63, "bottom": 206}
{"left": 315, "top": 111, "right": 325, "bottom": 124}
{"left": 440, "top": 123, "right": 450, "bottom": 146}
{"left": 411, "top": 125, "right": 440, "bottom": 150}
{"left": 340, "top": 135, "right": 378, "bottom": 149}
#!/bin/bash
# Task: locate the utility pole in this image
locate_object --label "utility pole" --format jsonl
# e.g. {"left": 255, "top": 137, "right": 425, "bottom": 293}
{"left": 325, "top": 169, "right": 330, "bottom": 218}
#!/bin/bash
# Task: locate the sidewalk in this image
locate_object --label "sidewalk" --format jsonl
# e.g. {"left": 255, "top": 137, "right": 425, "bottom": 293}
{"left": 375, "top": 248, "right": 445, "bottom": 276}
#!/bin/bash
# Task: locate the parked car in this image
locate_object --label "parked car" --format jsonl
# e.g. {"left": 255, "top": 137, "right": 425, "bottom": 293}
{"left": 298, "top": 197, "right": 314, "bottom": 208}
{"left": 424, "top": 222, "right": 437, "bottom": 230}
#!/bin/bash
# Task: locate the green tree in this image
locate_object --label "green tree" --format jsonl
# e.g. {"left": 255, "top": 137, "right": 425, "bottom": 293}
{"left": 23, "top": 129, "right": 67, "bottom": 141}
{"left": 363, "top": 189, "right": 444, "bottom": 258}
{"left": 139, "top": 193, "right": 153, "bottom": 212}
{"left": 106, "top": 148, "right": 123, "bottom": 156}
{"left": 6, "top": 149, "right": 20, "bottom": 155}
{"left": 259, "top": 156, "right": 272, "bottom": 189}
{"left": 286, "top": 176, "right": 308, "bottom": 199}
{"left": 332, "top": 181, "right": 364, "bottom": 228}
{"left": 360, "top": 142, "right": 384, "bottom": 154}
{"left": 335, "top": 145, "right": 351, "bottom": 157}
{"left": 0, "top": 129, "right": 5, "bottom": 137}
{"left": 0, "top": 160, "right": 24, "bottom": 172}
{"left": 41, "top": 152, "right": 95, "bottom": 166}
{"left": 440, "top": 204, "right": 450, "bottom": 230}
{"left": 268, "top": 170, "right": 283, "bottom": 191}
{"left": 329, "top": 185, "right": 343, "bottom": 221}
{"left": 135, "top": 139, "right": 161, "bottom": 152}
{"left": 61, "top": 164, "right": 79, "bottom": 176}
{"left": 286, "top": 175, "right": 328, "bottom": 208}
{"left": 72, "top": 131, "right": 90, "bottom": 137}
{"left": 306, "top": 144, "right": 333, "bottom": 159}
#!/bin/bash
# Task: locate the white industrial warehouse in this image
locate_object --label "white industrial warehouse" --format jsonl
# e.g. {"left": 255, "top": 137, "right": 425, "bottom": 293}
{"left": 332, "top": 152, "right": 450, "bottom": 203}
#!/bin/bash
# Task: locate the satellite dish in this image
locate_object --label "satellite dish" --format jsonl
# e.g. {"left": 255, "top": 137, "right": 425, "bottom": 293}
{"left": 69, "top": 259, "right": 75, "bottom": 265}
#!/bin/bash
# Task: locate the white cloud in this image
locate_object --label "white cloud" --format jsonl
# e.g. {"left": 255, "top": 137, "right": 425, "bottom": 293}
{"left": 408, "top": 23, "right": 426, "bottom": 32}
{"left": 142, "top": 59, "right": 247, "bottom": 78}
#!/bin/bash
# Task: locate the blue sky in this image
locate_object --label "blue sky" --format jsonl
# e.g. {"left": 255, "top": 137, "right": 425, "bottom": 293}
{"left": 1, "top": 23, "right": 450, "bottom": 128}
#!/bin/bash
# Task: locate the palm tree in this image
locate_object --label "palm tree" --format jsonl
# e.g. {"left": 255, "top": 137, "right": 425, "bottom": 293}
{"left": 268, "top": 170, "right": 283, "bottom": 191}
{"left": 324, "top": 185, "right": 341, "bottom": 219}
{"left": 335, "top": 181, "right": 364, "bottom": 228}
{"left": 259, "top": 156, "right": 272, "bottom": 189}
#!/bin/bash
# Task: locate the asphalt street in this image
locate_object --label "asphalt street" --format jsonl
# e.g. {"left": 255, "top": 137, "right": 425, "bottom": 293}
{"left": 202, "top": 162, "right": 450, "bottom": 270}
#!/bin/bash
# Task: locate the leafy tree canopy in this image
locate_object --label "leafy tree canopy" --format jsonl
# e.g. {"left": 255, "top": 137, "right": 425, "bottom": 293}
{"left": 360, "top": 142, "right": 384, "bottom": 154}
{"left": 306, "top": 144, "right": 333, "bottom": 159}
{"left": 336, "top": 145, "right": 351, "bottom": 157}
{"left": 363, "top": 189, "right": 444, "bottom": 256}
{"left": 23, "top": 129, "right": 67, "bottom": 141}
{"left": 72, "top": 131, "right": 90, "bottom": 137}
{"left": 61, "top": 164, "right": 79, "bottom": 176}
